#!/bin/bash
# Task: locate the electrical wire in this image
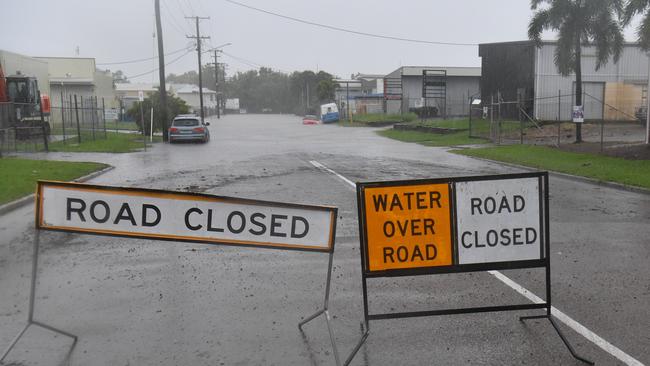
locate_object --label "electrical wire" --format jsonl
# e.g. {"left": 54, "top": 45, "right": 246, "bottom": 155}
{"left": 161, "top": 0, "right": 193, "bottom": 37}
{"left": 97, "top": 47, "right": 190, "bottom": 66}
{"left": 126, "top": 49, "right": 193, "bottom": 80}
{"left": 220, "top": 51, "right": 289, "bottom": 73}
{"left": 224, "top": 0, "right": 477, "bottom": 46}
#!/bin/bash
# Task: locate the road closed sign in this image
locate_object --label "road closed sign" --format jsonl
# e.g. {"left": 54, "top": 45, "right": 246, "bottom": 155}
{"left": 357, "top": 173, "right": 546, "bottom": 275}
{"left": 361, "top": 183, "right": 453, "bottom": 272}
{"left": 36, "top": 181, "right": 337, "bottom": 252}
{"left": 455, "top": 177, "right": 542, "bottom": 264}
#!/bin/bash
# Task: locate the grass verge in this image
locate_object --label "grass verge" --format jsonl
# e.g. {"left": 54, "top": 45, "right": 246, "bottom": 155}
{"left": 453, "top": 145, "right": 650, "bottom": 190}
{"left": 49, "top": 132, "right": 160, "bottom": 153}
{"left": 0, "top": 158, "right": 107, "bottom": 205}
{"left": 344, "top": 112, "right": 418, "bottom": 126}
{"left": 377, "top": 129, "right": 488, "bottom": 147}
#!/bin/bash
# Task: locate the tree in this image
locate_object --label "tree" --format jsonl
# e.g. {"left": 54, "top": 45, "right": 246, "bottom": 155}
{"left": 112, "top": 70, "right": 129, "bottom": 84}
{"left": 528, "top": 0, "right": 624, "bottom": 142}
{"left": 623, "top": 0, "right": 650, "bottom": 50}
{"left": 128, "top": 89, "right": 189, "bottom": 135}
{"left": 316, "top": 79, "right": 337, "bottom": 102}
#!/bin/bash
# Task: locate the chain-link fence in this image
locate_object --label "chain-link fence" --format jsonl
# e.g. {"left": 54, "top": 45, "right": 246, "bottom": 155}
{"left": 0, "top": 95, "right": 108, "bottom": 155}
{"left": 469, "top": 91, "right": 648, "bottom": 151}
{"left": 50, "top": 94, "right": 107, "bottom": 145}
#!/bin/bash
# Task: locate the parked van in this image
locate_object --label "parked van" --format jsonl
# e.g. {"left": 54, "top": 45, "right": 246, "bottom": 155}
{"left": 320, "top": 103, "right": 339, "bottom": 123}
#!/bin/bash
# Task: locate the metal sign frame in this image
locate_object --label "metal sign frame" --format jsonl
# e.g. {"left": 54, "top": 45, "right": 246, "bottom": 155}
{"left": 344, "top": 172, "right": 593, "bottom": 366}
{"left": 422, "top": 69, "right": 447, "bottom": 119}
{"left": 2, "top": 181, "right": 342, "bottom": 365}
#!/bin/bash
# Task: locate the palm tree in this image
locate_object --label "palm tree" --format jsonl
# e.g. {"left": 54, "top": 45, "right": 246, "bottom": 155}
{"left": 528, "top": 0, "right": 624, "bottom": 142}
{"left": 623, "top": 0, "right": 650, "bottom": 49}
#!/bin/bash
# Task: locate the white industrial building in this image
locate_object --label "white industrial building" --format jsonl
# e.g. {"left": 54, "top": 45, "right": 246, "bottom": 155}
{"left": 479, "top": 41, "right": 650, "bottom": 121}
{"left": 384, "top": 66, "right": 481, "bottom": 117}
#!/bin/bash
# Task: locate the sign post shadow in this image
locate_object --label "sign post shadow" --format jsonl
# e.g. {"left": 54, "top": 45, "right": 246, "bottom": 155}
{"left": 1, "top": 230, "right": 78, "bottom": 363}
{"left": 343, "top": 172, "right": 593, "bottom": 366}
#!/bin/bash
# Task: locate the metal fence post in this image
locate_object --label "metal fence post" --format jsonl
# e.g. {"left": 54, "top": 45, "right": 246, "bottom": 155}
{"left": 90, "top": 97, "right": 96, "bottom": 141}
{"left": 102, "top": 97, "right": 107, "bottom": 139}
{"left": 60, "top": 91, "right": 66, "bottom": 144}
{"left": 558, "top": 89, "right": 561, "bottom": 122}
{"left": 74, "top": 95, "right": 82, "bottom": 144}
{"left": 468, "top": 97, "right": 472, "bottom": 138}
{"left": 37, "top": 91, "right": 48, "bottom": 152}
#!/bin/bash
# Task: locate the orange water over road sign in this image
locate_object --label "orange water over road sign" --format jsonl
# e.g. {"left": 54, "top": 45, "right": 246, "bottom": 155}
{"left": 363, "top": 183, "right": 453, "bottom": 272}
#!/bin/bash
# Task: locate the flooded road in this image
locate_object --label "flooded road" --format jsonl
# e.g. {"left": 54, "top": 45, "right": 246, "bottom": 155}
{"left": 1, "top": 114, "right": 648, "bottom": 365}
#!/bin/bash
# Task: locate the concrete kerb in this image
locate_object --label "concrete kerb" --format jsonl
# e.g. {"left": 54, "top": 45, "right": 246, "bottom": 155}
{"left": 452, "top": 151, "right": 650, "bottom": 196}
{"left": 0, "top": 165, "right": 115, "bottom": 216}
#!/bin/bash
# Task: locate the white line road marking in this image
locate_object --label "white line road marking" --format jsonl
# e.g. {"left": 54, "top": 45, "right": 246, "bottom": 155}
{"left": 310, "top": 159, "right": 645, "bottom": 366}
{"left": 309, "top": 160, "right": 356, "bottom": 188}
{"left": 488, "top": 271, "right": 644, "bottom": 366}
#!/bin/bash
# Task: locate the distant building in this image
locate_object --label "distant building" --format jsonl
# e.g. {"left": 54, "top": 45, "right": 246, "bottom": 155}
{"left": 170, "top": 83, "right": 217, "bottom": 115}
{"left": 384, "top": 66, "right": 481, "bottom": 117}
{"left": 0, "top": 50, "right": 50, "bottom": 97}
{"left": 479, "top": 40, "right": 650, "bottom": 121}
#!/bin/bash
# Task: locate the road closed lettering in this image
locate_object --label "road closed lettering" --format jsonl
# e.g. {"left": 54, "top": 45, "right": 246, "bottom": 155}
{"left": 363, "top": 184, "right": 453, "bottom": 271}
{"left": 455, "top": 178, "right": 542, "bottom": 264}
{"left": 38, "top": 182, "right": 336, "bottom": 252}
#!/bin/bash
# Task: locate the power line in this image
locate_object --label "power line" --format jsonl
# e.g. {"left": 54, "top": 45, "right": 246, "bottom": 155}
{"left": 161, "top": 0, "right": 193, "bottom": 37}
{"left": 224, "top": 0, "right": 477, "bottom": 46}
{"left": 126, "top": 49, "right": 192, "bottom": 80}
{"left": 220, "top": 51, "right": 289, "bottom": 73}
{"left": 97, "top": 46, "right": 190, "bottom": 66}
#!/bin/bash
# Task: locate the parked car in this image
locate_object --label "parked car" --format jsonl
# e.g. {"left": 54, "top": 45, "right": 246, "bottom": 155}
{"left": 168, "top": 115, "right": 210, "bottom": 143}
{"left": 302, "top": 114, "right": 320, "bottom": 125}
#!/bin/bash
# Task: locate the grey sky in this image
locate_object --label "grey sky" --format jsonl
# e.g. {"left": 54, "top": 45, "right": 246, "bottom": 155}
{"left": 1, "top": 0, "right": 643, "bottom": 81}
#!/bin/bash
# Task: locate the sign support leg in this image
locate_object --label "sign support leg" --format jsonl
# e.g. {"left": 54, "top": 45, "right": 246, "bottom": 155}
{"left": 342, "top": 275, "right": 370, "bottom": 366}
{"left": 298, "top": 251, "right": 341, "bottom": 366}
{"left": 0, "top": 230, "right": 78, "bottom": 363}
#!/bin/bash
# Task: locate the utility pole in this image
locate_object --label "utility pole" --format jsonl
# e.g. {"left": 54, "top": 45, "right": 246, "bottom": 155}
{"left": 212, "top": 50, "right": 221, "bottom": 119}
{"left": 186, "top": 16, "right": 210, "bottom": 124}
{"left": 155, "top": 0, "right": 168, "bottom": 141}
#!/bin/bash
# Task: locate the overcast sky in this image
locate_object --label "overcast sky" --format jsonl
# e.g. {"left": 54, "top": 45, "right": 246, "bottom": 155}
{"left": 1, "top": 0, "right": 643, "bottom": 82}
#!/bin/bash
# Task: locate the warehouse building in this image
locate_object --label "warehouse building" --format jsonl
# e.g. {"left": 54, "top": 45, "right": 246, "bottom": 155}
{"left": 383, "top": 66, "right": 480, "bottom": 117}
{"left": 479, "top": 40, "right": 649, "bottom": 121}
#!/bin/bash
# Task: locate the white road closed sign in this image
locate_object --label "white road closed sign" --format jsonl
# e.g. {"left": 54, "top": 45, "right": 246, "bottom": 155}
{"left": 455, "top": 177, "right": 542, "bottom": 264}
{"left": 37, "top": 181, "right": 336, "bottom": 252}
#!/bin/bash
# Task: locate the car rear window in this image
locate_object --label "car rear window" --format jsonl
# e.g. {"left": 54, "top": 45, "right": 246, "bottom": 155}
{"left": 173, "top": 118, "right": 200, "bottom": 126}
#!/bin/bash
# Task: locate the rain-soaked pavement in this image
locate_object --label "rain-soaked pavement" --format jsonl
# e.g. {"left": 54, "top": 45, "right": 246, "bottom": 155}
{"left": 0, "top": 114, "right": 648, "bottom": 365}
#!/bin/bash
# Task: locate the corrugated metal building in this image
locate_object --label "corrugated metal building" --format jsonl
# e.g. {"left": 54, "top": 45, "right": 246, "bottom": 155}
{"left": 384, "top": 66, "right": 480, "bottom": 117}
{"left": 479, "top": 41, "right": 649, "bottom": 121}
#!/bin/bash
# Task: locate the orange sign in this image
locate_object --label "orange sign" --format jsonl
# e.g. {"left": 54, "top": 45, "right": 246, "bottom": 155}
{"left": 363, "top": 183, "right": 453, "bottom": 272}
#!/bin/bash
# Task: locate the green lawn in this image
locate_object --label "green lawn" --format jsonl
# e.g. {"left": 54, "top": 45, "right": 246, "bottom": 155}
{"left": 0, "top": 158, "right": 107, "bottom": 204}
{"left": 453, "top": 145, "right": 650, "bottom": 190}
{"left": 110, "top": 121, "right": 140, "bottom": 131}
{"left": 377, "top": 129, "right": 488, "bottom": 147}
{"left": 49, "top": 132, "right": 160, "bottom": 153}
{"left": 344, "top": 112, "right": 418, "bottom": 126}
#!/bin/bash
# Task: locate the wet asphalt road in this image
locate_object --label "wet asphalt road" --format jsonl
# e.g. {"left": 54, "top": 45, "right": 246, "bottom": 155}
{"left": 0, "top": 114, "right": 648, "bottom": 366}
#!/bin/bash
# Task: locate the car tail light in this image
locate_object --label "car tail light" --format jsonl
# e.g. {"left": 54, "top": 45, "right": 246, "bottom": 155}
{"left": 169, "top": 127, "right": 178, "bottom": 133}
{"left": 193, "top": 127, "right": 204, "bottom": 133}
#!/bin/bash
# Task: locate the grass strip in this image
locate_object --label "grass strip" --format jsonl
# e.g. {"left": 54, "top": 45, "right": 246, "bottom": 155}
{"left": 49, "top": 132, "right": 160, "bottom": 153}
{"left": 0, "top": 158, "right": 107, "bottom": 204}
{"left": 377, "top": 129, "right": 488, "bottom": 147}
{"left": 453, "top": 145, "right": 650, "bottom": 190}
